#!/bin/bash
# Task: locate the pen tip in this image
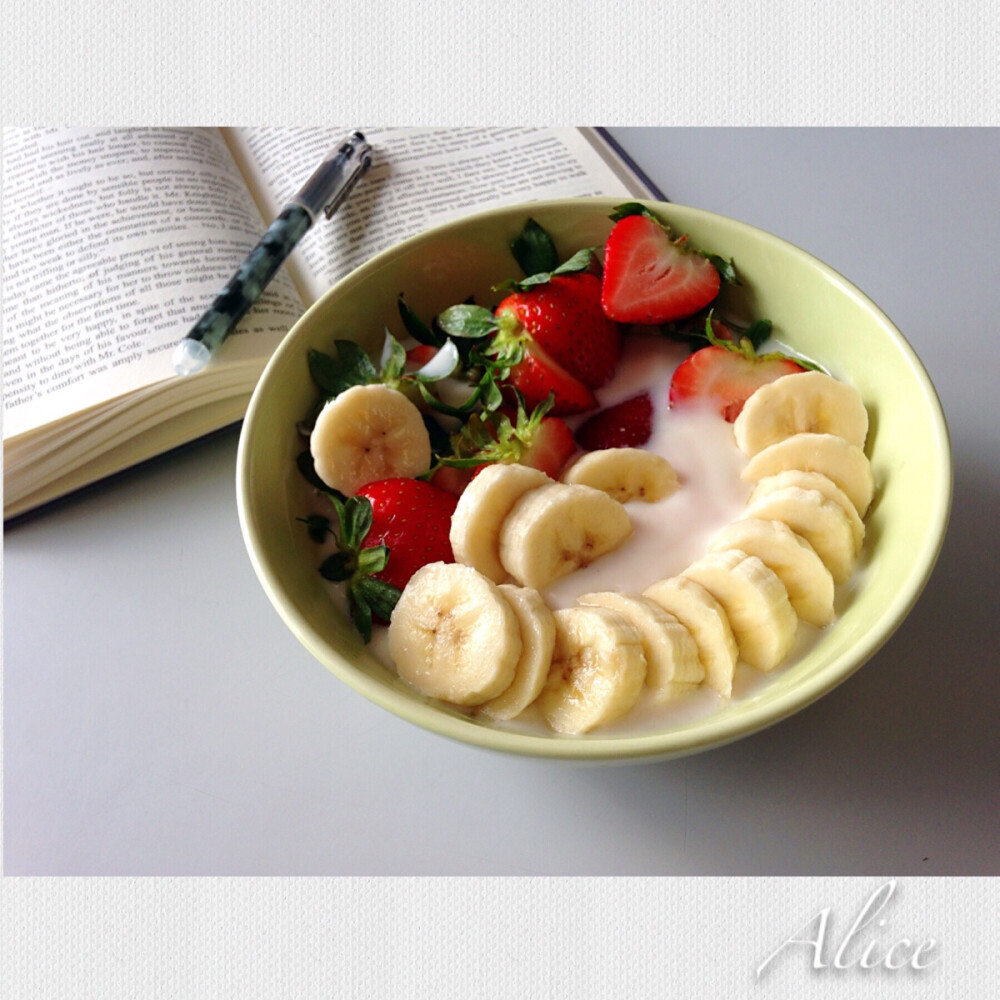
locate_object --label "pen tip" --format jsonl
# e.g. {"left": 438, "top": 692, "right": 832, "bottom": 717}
{"left": 172, "top": 338, "right": 211, "bottom": 376}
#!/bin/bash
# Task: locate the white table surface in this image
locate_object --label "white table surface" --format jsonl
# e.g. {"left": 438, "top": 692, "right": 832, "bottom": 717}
{"left": 5, "top": 128, "right": 998, "bottom": 876}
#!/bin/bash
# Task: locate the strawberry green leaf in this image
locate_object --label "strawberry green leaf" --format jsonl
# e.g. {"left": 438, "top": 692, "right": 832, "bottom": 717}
{"left": 436, "top": 454, "right": 496, "bottom": 470}
{"left": 319, "top": 551, "right": 357, "bottom": 583}
{"left": 609, "top": 201, "right": 655, "bottom": 222}
{"left": 436, "top": 304, "right": 498, "bottom": 339}
{"left": 695, "top": 312, "right": 822, "bottom": 371}
{"left": 397, "top": 294, "right": 444, "bottom": 347}
{"left": 416, "top": 379, "right": 484, "bottom": 417}
{"left": 704, "top": 253, "right": 739, "bottom": 285}
{"left": 353, "top": 576, "right": 401, "bottom": 626}
{"left": 741, "top": 318, "right": 773, "bottom": 351}
{"left": 341, "top": 495, "right": 373, "bottom": 550}
{"left": 297, "top": 471, "right": 400, "bottom": 645}
{"left": 356, "top": 544, "right": 389, "bottom": 576}
{"left": 325, "top": 491, "right": 347, "bottom": 533}
{"left": 422, "top": 412, "right": 452, "bottom": 455}
{"left": 481, "top": 374, "right": 504, "bottom": 412}
{"left": 493, "top": 247, "right": 599, "bottom": 292}
{"left": 553, "top": 246, "right": 599, "bottom": 275}
{"left": 308, "top": 341, "right": 378, "bottom": 397}
{"left": 510, "top": 218, "right": 559, "bottom": 276}
{"left": 349, "top": 590, "right": 374, "bottom": 644}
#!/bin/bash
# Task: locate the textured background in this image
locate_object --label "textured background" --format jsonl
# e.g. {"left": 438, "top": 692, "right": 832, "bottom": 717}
{"left": 1, "top": 2, "right": 996, "bottom": 124}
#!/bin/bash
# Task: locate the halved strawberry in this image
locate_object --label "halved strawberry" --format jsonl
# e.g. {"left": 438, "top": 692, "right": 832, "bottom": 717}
{"left": 574, "top": 392, "right": 654, "bottom": 451}
{"left": 669, "top": 345, "right": 807, "bottom": 421}
{"left": 601, "top": 212, "right": 722, "bottom": 324}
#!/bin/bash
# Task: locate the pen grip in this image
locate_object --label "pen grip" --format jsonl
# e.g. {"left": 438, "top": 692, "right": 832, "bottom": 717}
{"left": 186, "top": 205, "right": 313, "bottom": 351}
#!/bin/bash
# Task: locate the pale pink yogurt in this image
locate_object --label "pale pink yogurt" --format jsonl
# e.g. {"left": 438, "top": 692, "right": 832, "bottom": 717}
{"left": 367, "top": 330, "right": 829, "bottom": 733}
{"left": 545, "top": 332, "right": 752, "bottom": 609}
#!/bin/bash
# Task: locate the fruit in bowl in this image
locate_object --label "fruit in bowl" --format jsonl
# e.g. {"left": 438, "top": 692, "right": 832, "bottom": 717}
{"left": 236, "top": 198, "right": 951, "bottom": 763}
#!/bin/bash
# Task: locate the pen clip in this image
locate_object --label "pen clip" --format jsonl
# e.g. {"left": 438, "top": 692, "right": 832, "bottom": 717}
{"left": 292, "top": 131, "right": 373, "bottom": 222}
{"left": 323, "top": 143, "right": 372, "bottom": 219}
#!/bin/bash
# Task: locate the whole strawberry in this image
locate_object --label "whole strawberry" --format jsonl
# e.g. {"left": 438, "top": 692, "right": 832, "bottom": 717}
{"left": 437, "top": 395, "right": 577, "bottom": 487}
{"left": 303, "top": 479, "right": 458, "bottom": 640}
{"left": 504, "top": 341, "right": 599, "bottom": 415}
{"left": 494, "top": 272, "right": 621, "bottom": 391}
{"left": 356, "top": 477, "right": 458, "bottom": 592}
{"left": 436, "top": 268, "right": 621, "bottom": 416}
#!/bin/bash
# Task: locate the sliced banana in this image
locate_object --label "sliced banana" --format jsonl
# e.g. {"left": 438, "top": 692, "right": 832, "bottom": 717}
{"left": 477, "top": 584, "right": 557, "bottom": 722}
{"left": 642, "top": 576, "right": 739, "bottom": 698}
{"left": 387, "top": 562, "right": 521, "bottom": 706}
{"left": 578, "top": 591, "right": 704, "bottom": 702}
{"left": 499, "top": 482, "right": 633, "bottom": 590}
{"left": 733, "top": 370, "right": 869, "bottom": 456}
{"left": 310, "top": 383, "right": 431, "bottom": 495}
{"left": 742, "top": 485, "right": 859, "bottom": 584}
{"left": 449, "top": 463, "right": 552, "bottom": 583}
{"left": 682, "top": 550, "right": 798, "bottom": 672}
{"left": 749, "top": 470, "right": 865, "bottom": 552}
{"left": 562, "top": 448, "right": 679, "bottom": 504}
{"left": 741, "top": 431, "right": 874, "bottom": 517}
{"left": 708, "top": 518, "right": 836, "bottom": 627}
{"left": 537, "top": 605, "right": 647, "bottom": 734}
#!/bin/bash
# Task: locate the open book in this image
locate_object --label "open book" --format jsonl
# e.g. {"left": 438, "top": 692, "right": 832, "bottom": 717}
{"left": 2, "top": 127, "right": 660, "bottom": 520}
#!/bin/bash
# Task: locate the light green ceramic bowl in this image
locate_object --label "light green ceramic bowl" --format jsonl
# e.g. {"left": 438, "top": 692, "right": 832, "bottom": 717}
{"left": 237, "top": 198, "right": 951, "bottom": 762}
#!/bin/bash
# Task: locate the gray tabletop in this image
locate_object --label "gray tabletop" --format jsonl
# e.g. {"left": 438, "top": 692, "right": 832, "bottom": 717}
{"left": 5, "top": 128, "right": 998, "bottom": 875}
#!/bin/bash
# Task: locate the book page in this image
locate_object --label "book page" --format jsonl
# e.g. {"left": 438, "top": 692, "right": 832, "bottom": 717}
{"left": 225, "top": 127, "right": 645, "bottom": 305}
{"left": 1, "top": 127, "right": 304, "bottom": 440}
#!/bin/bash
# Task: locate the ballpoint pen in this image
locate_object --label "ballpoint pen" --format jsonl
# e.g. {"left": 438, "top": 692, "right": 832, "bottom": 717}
{"left": 171, "top": 130, "right": 373, "bottom": 375}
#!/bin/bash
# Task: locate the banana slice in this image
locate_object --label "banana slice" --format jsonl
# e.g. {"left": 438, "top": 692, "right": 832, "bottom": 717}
{"left": 708, "top": 518, "right": 835, "bottom": 627}
{"left": 642, "top": 576, "right": 739, "bottom": 698}
{"left": 733, "top": 370, "right": 869, "bottom": 456}
{"left": 537, "top": 605, "right": 647, "bottom": 734}
{"left": 742, "top": 486, "right": 859, "bottom": 583}
{"left": 310, "top": 383, "right": 432, "bottom": 495}
{"left": 741, "top": 432, "right": 874, "bottom": 516}
{"left": 478, "top": 584, "right": 556, "bottom": 721}
{"left": 749, "top": 470, "right": 865, "bottom": 552}
{"left": 682, "top": 550, "right": 798, "bottom": 672}
{"left": 387, "top": 562, "right": 521, "bottom": 706}
{"left": 578, "top": 591, "right": 704, "bottom": 702}
{"left": 562, "top": 448, "right": 679, "bottom": 504}
{"left": 499, "top": 482, "right": 633, "bottom": 590}
{"left": 449, "top": 463, "right": 552, "bottom": 583}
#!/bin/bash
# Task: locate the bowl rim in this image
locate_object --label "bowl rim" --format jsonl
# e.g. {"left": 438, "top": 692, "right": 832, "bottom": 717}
{"left": 237, "top": 196, "right": 953, "bottom": 762}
